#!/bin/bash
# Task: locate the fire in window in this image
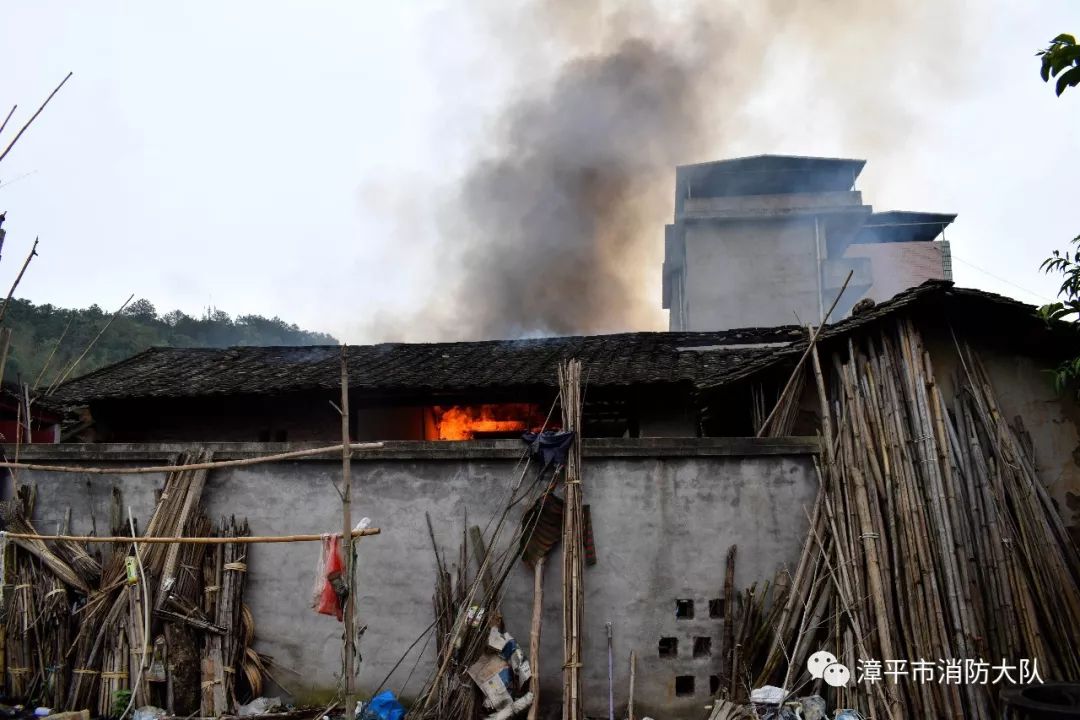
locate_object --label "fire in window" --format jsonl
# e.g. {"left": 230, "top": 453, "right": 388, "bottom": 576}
{"left": 426, "top": 403, "right": 549, "bottom": 440}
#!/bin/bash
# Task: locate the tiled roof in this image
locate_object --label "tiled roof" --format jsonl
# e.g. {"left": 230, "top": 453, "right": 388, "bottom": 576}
{"left": 701, "top": 280, "right": 1066, "bottom": 390}
{"left": 51, "top": 327, "right": 807, "bottom": 403}
{"left": 53, "top": 281, "right": 1066, "bottom": 404}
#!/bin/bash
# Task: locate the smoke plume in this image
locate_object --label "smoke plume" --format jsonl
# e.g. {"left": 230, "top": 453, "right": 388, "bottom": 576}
{"left": 373, "top": 0, "right": 968, "bottom": 341}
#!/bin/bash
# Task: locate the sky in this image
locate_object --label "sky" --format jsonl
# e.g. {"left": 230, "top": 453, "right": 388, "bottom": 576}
{"left": 0, "top": 1, "right": 1078, "bottom": 343}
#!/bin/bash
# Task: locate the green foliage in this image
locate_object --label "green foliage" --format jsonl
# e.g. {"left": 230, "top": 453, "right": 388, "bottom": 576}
{"left": 1038, "top": 33, "right": 1080, "bottom": 96}
{"left": 111, "top": 688, "right": 132, "bottom": 717}
{"left": 3, "top": 297, "right": 338, "bottom": 386}
{"left": 1039, "top": 236, "right": 1080, "bottom": 393}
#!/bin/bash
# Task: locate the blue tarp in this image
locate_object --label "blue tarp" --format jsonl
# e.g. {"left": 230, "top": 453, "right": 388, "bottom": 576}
{"left": 361, "top": 691, "right": 405, "bottom": 720}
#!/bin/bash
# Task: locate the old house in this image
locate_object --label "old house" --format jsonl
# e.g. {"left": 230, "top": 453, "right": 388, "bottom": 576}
{"left": 15, "top": 279, "right": 1080, "bottom": 718}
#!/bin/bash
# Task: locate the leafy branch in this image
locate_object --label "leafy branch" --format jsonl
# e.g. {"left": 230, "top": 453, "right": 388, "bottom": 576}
{"left": 1038, "top": 33, "right": 1080, "bottom": 96}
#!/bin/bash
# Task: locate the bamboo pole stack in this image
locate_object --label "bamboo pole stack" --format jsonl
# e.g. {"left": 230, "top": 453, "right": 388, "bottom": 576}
{"left": 557, "top": 359, "right": 584, "bottom": 720}
{"left": 0, "top": 452, "right": 280, "bottom": 716}
{"left": 750, "top": 317, "right": 1080, "bottom": 717}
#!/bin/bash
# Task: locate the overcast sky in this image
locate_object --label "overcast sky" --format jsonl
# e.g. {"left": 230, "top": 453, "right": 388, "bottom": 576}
{"left": 1, "top": 1, "right": 1078, "bottom": 343}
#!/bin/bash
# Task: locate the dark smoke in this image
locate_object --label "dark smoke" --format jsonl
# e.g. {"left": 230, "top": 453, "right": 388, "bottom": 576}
{"left": 451, "top": 38, "right": 708, "bottom": 338}
{"left": 366, "top": 1, "right": 968, "bottom": 342}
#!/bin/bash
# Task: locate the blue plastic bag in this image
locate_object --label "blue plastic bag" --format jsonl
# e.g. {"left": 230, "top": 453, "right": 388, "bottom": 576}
{"left": 361, "top": 690, "right": 405, "bottom": 720}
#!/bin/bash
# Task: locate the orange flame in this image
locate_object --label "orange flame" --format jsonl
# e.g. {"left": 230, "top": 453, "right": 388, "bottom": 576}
{"left": 429, "top": 403, "right": 547, "bottom": 440}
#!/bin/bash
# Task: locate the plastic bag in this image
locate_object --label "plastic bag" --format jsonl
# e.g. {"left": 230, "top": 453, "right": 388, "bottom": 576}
{"left": 315, "top": 535, "right": 344, "bottom": 620}
{"left": 359, "top": 691, "right": 404, "bottom": 720}
{"left": 237, "top": 697, "right": 282, "bottom": 716}
{"left": 132, "top": 707, "right": 167, "bottom": 720}
{"left": 310, "top": 534, "right": 329, "bottom": 608}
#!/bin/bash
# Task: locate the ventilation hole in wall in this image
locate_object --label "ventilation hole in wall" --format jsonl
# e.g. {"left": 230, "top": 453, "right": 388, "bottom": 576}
{"left": 693, "top": 636, "right": 712, "bottom": 658}
{"left": 709, "top": 598, "right": 724, "bottom": 618}
{"left": 710, "top": 674, "right": 721, "bottom": 695}
{"left": 675, "top": 675, "right": 695, "bottom": 697}
{"left": 658, "top": 637, "right": 678, "bottom": 658}
{"left": 675, "top": 599, "right": 695, "bottom": 619}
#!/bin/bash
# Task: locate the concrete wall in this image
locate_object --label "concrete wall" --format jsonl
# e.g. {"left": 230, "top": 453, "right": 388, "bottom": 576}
{"left": 11, "top": 438, "right": 819, "bottom": 719}
{"left": 843, "top": 241, "right": 947, "bottom": 304}
{"left": 682, "top": 219, "right": 820, "bottom": 331}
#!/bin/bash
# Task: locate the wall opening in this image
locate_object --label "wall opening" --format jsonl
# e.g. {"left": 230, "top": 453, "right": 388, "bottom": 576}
{"left": 710, "top": 674, "right": 721, "bottom": 694}
{"left": 425, "top": 403, "right": 549, "bottom": 440}
{"left": 709, "top": 597, "right": 724, "bottom": 618}
{"left": 658, "top": 637, "right": 678, "bottom": 658}
{"left": 693, "top": 636, "right": 712, "bottom": 658}
{"left": 675, "top": 599, "right": 695, "bottom": 619}
{"left": 675, "top": 675, "right": 695, "bottom": 697}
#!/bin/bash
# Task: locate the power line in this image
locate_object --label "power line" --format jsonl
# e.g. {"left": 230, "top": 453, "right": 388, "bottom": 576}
{"left": 949, "top": 254, "right": 1056, "bottom": 304}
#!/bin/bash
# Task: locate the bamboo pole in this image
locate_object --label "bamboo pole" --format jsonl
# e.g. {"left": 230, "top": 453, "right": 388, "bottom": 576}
{"left": 0, "top": 441, "right": 384, "bottom": 473}
{"left": 0, "top": 327, "right": 11, "bottom": 384}
{"left": 32, "top": 315, "right": 73, "bottom": 391}
{"left": 527, "top": 555, "right": 544, "bottom": 720}
{"left": 341, "top": 345, "right": 356, "bottom": 720}
{"left": 3, "top": 528, "right": 380, "bottom": 544}
{"left": 0, "top": 238, "right": 39, "bottom": 325}
{"left": 755, "top": 270, "right": 852, "bottom": 437}
{"left": 627, "top": 650, "right": 635, "bottom": 720}
{"left": 559, "top": 359, "right": 584, "bottom": 720}
{"left": 46, "top": 293, "right": 134, "bottom": 394}
{"left": 0, "top": 72, "right": 73, "bottom": 165}
{"left": 722, "top": 545, "right": 737, "bottom": 696}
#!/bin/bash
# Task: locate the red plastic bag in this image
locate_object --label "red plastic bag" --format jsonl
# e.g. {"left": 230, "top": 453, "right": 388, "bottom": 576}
{"left": 315, "top": 534, "right": 344, "bottom": 621}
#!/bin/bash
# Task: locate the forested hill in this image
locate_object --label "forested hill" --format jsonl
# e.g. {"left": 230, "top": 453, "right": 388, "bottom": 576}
{"left": 4, "top": 297, "right": 338, "bottom": 388}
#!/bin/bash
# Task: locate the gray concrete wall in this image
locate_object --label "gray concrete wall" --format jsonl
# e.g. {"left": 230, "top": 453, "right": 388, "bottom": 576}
{"left": 683, "top": 218, "right": 820, "bottom": 331}
{"left": 11, "top": 438, "right": 819, "bottom": 719}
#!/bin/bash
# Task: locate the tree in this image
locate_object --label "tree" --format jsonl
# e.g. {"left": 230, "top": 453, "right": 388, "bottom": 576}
{"left": 124, "top": 298, "right": 158, "bottom": 321}
{"left": 1038, "top": 33, "right": 1080, "bottom": 391}
{"left": 1038, "top": 34, "right": 1080, "bottom": 96}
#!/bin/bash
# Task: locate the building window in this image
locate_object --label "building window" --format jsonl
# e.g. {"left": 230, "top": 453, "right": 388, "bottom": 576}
{"left": 709, "top": 598, "right": 724, "bottom": 619}
{"left": 675, "top": 599, "right": 695, "bottom": 619}
{"left": 693, "top": 637, "right": 712, "bottom": 658}
{"left": 658, "top": 637, "right": 678, "bottom": 658}
{"left": 675, "top": 675, "right": 695, "bottom": 697}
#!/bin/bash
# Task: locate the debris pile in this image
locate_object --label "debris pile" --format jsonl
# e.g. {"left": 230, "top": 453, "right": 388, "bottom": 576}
{"left": 0, "top": 452, "right": 274, "bottom": 717}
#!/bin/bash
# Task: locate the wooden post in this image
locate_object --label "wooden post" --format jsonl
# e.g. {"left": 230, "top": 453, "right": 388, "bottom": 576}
{"left": 627, "top": 650, "right": 636, "bottom": 720}
{"left": 527, "top": 555, "right": 545, "bottom": 720}
{"left": 558, "top": 359, "right": 584, "bottom": 720}
{"left": 341, "top": 345, "right": 355, "bottom": 720}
